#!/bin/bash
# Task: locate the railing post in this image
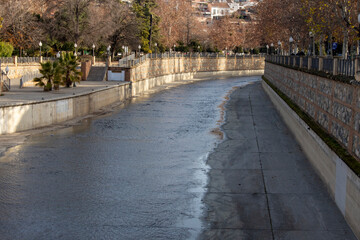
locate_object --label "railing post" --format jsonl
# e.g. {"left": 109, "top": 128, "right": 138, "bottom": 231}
{"left": 308, "top": 57, "right": 312, "bottom": 70}
{"left": 355, "top": 58, "right": 360, "bottom": 81}
{"left": 13, "top": 56, "right": 17, "bottom": 67}
{"left": 333, "top": 58, "right": 338, "bottom": 75}
{"left": 299, "top": 57, "right": 303, "bottom": 68}
{"left": 318, "top": 57, "right": 323, "bottom": 71}
{"left": 355, "top": 58, "right": 358, "bottom": 75}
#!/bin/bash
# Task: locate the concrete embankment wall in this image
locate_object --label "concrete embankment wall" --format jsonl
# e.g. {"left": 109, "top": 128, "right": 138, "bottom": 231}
{"left": 0, "top": 56, "right": 264, "bottom": 135}
{"left": 263, "top": 62, "right": 360, "bottom": 239}
{"left": 0, "top": 83, "right": 132, "bottom": 135}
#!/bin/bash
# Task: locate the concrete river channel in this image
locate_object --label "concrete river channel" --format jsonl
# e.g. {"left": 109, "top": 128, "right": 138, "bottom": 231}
{"left": 0, "top": 76, "right": 356, "bottom": 240}
{"left": 0, "top": 76, "right": 258, "bottom": 239}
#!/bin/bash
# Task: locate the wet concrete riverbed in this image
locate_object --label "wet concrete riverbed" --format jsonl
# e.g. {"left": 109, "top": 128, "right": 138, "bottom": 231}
{"left": 0, "top": 77, "right": 356, "bottom": 240}
{"left": 0, "top": 77, "right": 259, "bottom": 240}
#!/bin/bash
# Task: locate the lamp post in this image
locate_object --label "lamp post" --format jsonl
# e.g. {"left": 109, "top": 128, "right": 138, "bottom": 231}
{"left": 74, "top": 43, "right": 78, "bottom": 56}
{"left": 138, "top": 45, "right": 141, "bottom": 58}
{"left": 107, "top": 45, "right": 111, "bottom": 58}
{"left": 278, "top": 41, "right": 282, "bottom": 55}
{"left": 270, "top": 43, "right": 274, "bottom": 55}
{"left": 155, "top": 43, "right": 158, "bottom": 56}
{"left": 266, "top": 44, "right": 269, "bottom": 55}
{"left": 39, "top": 41, "right": 42, "bottom": 57}
{"left": 309, "top": 32, "right": 314, "bottom": 56}
{"left": 197, "top": 45, "right": 200, "bottom": 53}
{"left": 289, "top": 36, "right": 294, "bottom": 55}
{"left": 92, "top": 44, "right": 95, "bottom": 57}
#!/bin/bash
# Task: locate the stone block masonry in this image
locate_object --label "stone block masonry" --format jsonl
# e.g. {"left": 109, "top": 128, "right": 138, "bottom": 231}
{"left": 265, "top": 62, "right": 360, "bottom": 161}
{"left": 128, "top": 56, "right": 265, "bottom": 82}
{"left": 264, "top": 62, "right": 360, "bottom": 238}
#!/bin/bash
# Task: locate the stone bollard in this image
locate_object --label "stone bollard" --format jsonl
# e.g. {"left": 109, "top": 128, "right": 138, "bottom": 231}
{"left": 333, "top": 58, "right": 338, "bottom": 76}
{"left": 355, "top": 59, "right": 360, "bottom": 81}
{"left": 318, "top": 57, "right": 323, "bottom": 71}
{"left": 13, "top": 56, "right": 18, "bottom": 67}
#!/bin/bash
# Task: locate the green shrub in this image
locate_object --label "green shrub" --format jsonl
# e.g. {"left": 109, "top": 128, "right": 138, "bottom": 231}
{"left": 0, "top": 42, "right": 14, "bottom": 57}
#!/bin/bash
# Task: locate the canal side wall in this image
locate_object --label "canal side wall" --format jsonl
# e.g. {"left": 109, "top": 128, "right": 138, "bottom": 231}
{"left": 0, "top": 57, "right": 264, "bottom": 135}
{"left": 0, "top": 83, "right": 132, "bottom": 135}
{"left": 129, "top": 56, "right": 264, "bottom": 96}
{"left": 263, "top": 62, "right": 360, "bottom": 238}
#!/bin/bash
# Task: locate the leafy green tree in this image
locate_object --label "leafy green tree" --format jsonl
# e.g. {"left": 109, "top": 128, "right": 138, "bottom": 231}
{"left": 0, "top": 42, "right": 14, "bottom": 57}
{"left": 33, "top": 61, "right": 61, "bottom": 91}
{"left": 58, "top": 52, "right": 82, "bottom": 88}
{"left": 133, "top": 0, "right": 160, "bottom": 52}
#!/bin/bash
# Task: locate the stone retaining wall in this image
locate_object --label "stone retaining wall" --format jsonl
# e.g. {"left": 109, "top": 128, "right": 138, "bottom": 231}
{"left": 264, "top": 62, "right": 360, "bottom": 161}
{"left": 263, "top": 79, "right": 360, "bottom": 239}
{"left": 128, "top": 56, "right": 264, "bottom": 82}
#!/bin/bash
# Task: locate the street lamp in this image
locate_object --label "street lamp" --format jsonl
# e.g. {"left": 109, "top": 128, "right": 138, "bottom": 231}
{"left": 107, "top": 45, "right": 111, "bottom": 57}
{"left": 278, "top": 41, "right": 282, "bottom": 55}
{"left": 289, "top": 37, "right": 294, "bottom": 55}
{"left": 92, "top": 44, "right": 95, "bottom": 57}
{"left": 266, "top": 44, "right": 269, "bottom": 55}
{"left": 155, "top": 43, "right": 158, "bottom": 55}
{"left": 271, "top": 43, "right": 274, "bottom": 55}
{"left": 198, "top": 45, "right": 200, "bottom": 53}
{"left": 74, "top": 43, "right": 78, "bottom": 56}
{"left": 173, "top": 44, "right": 176, "bottom": 53}
{"left": 138, "top": 45, "right": 141, "bottom": 57}
{"left": 39, "top": 41, "right": 42, "bottom": 56}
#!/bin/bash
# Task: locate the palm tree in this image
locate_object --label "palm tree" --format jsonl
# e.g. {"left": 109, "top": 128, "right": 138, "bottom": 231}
{"left": 58, "top": 52, "right": 82, "bottom": 88}
{"left": 33, "top": 61, "right": 61, "bottom": 91}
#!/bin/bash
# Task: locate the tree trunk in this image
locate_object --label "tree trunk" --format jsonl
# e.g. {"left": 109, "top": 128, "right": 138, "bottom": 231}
{"left": 343, "top": 31, "right": 348, "bottom": 59}
{"left": 319, "top": 36, "right": 323, "bottom": 56}
{"left": 66, "top": 72, "right": 71, "bottom": 87}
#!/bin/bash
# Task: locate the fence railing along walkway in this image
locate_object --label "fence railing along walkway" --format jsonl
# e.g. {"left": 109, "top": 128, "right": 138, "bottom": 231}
{"left": 266, "top": 55, "right": 360, "bottom": 78}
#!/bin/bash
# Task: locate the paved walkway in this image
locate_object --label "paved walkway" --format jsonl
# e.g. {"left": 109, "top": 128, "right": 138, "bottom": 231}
{"left": 0, "top": 81, "right": 125, "bottom": 107}
{"left": 200, "top": 82, "right": 357, "bottom": 240}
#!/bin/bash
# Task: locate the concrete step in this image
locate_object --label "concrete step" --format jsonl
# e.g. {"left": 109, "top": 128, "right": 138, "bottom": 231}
{"left": 87, "top": 66, "right": 107, "bottom": 81}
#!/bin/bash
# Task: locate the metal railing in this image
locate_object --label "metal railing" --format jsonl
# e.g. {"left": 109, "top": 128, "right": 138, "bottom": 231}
{"left": 18, "top": 57, "right": 40, "bottom": 63}
{"left": 266, "top": 55, "right": 359, "bottom": 78}
{"left": 1, "top": 74, "right": 11, "bottom": 91}
{"left": 0, "top": 57, "right": 13, "bottom": 64}
{"left": 338, "top": 59, "right": 356, "bottom": 77}
{"left": 323, "top": 58, "right": 333, "bottom": 73}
